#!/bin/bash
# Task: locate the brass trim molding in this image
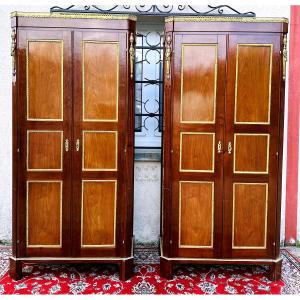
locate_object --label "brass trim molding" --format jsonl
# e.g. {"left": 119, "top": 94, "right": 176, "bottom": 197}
{"left": 165, "top": 34, "right": 172, "bottom": 80}
{"left": 82, "top": 41, "right": 119, "bottom": 123}
{"left": 282, "top": 34, "right": 288, "bottom": 81}
{"left": 232, "top": 182, "right": 268, "bottom": 250}
{"left": 26, "top": 180, "right": 63, "bottom": 248}
{"left": 165, "top": 16, "right": 288, "bottom": 23}
{"left": 233, "top": 133, "right": 270, "bottom": 174}
{"left": 27, "top": 130, "right": 64, "bottom": 172}
{"left": 11, "top": 29, "right": 16, "bottom": 76}
{"left": 11, "top": 11, "right": 137, "bottom": 21}
{"left": 178, "top": 181, "right": 214, "bottom": 249}
{"left": 82, "top": 130, "right": 118, "bottom": 171}
{"left": 26, "top": 39, "right": 64, "bottom": 122}
{"left": 234, "top": 44, "right": 273, "bottom": 125}
{"left": 129, "top": 33, "right": 135, "bottom": 79}
{"left": 12, "top": 256, "right": 133, "bottom": 261}
{"left": 180, "top": 43, "right": 217, "bottom": 124}
{"left": 160, "top": 237, "right": 280, "bottom": 262}
{"left": 81, "top": 180, "right": 117, "bottom": 248}
{"left": 179, "top": 132, "right": 215, "bottom": 173}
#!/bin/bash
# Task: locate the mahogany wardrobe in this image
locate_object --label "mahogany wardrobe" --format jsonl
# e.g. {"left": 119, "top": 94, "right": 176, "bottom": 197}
{"left": 10, "top": 12, "right": 136, "bottom": 280}
{"left": 10, "top": 12, "right": 288, "bottom": 282}
{"left": 161, "top": 16, "right": 288, "bottom": 281}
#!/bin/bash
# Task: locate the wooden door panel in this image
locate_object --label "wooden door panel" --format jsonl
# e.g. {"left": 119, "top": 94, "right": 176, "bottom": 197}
{"left": 179, "top": 181, "right": 214, "bottom": 248}
{"left": 81, "top": 181, "right": 116, "bottom": 247}
{"left": 27, "top": 40, "right": 63, "bottom": 121}
{"left": 181, "top": 44, "right": 217, "bottom": 123}
{"left": 73, "top": 28, "right": 134, "bottom": 258}
{"left": 180, "top": 132, "right": 215, "bottom": 172}
{"left": 83, "top": 42, "right": 119, "bottom": 121}
{"left": 233, "top": 183, "right": 268, "bottom": 249}
{"left": 224, "top": 34, "right": 281, "bottom": 258}
{"left": 18, "top": 29, "right": 72, "bottom": 257}
{"left": 83, "top": 131, "right": 117, "bottom": 171}
{"left": 167, "top": 34, "right": 226, "bottom": 258}
{"left": 27, "top": 131, "right": 63, "bottom": 171}
{"left": 27, "top": 181, "right": 62, "bottom": 247}
{"left": 235, "top": 45, "right": 272, "bottom": 124}
{"left": 234, "top": 134, "right": 269, "bottom": 173}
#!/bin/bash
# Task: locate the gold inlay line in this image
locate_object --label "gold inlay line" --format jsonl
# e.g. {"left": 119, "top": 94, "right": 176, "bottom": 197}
{"left": 27, "top": 130, "right": 63, "bottom": 172}
{"left": 82, "top": 130, "right": 118, "bottom": 171}
{"left": 179, "top": 181, "right": 214, "bottom": 249}
{"left": 81, "top": 180, "right": 117, "bottom": 248}
{"left": 234, "top": 44, "right": 273, "bottom": 125}
{"left": 233, "top": 133, "right": 270, "bottom": 174}
{"left": 232, "top": 183, "right": 268, "bottom": 249}
{"left": 179, "top": 132, "right": 215, "bottom": 173}
{"left": 82, "top": 41, "right": 119, "bottom": 122}
{"left": 26, "top": 40, "right": 64, "bottom": 121}
{"left": 180, "top": 44, "right": 217, "bottom": 124}
{"left": 26, "top": 180, "right": 63, "bottom": 248}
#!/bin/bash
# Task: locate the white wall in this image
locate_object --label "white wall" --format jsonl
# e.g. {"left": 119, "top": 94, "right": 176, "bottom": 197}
{"left": 0, "top": 5, "right": 291, "bottom": 243}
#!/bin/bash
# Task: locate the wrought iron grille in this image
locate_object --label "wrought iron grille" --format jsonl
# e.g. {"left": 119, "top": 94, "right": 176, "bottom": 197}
{"left": 50, "top": 5, "right": 256, "bottom": 17}
{"left": 134, "top": 27, "right": 164, "bottom": 152}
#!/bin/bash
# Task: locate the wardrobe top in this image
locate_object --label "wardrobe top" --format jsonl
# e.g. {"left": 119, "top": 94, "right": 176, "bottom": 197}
{"left": 11, "top": 12, "right": 288, "bottom": 24}
{"left": 165, "top": 16, "right": 289, "bottom": 24}
{"left": 11, "top": 11, "right": 137, "bottom": 21}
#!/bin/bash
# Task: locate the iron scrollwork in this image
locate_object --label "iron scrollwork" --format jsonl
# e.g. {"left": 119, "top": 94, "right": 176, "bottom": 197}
{"left": 11, "top": 29, "right": 17, "bottom": 76}
{"left": 134, "top": 30, "right": 164, "bottom": 141}
{"left": 50, "top": 5, "right": 256, "bottom": 17}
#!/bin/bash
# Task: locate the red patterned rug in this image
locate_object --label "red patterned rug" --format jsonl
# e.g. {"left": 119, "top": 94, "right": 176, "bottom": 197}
{"left": 0, "top": 245, "right": 299, "bottom": 294}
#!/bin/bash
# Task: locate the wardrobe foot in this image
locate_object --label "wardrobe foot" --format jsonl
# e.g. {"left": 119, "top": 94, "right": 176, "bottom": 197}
{"left": 160, "top": 257, "right": 173, "bottom": 279}
{"left": 268, "top": 259, "right": 282, "bottom": 281}
{"left": 9, "top": 258, "right": 23, "bottom": 281}
{"left": 120, "top": 258, "right": 134, "bottom": 281}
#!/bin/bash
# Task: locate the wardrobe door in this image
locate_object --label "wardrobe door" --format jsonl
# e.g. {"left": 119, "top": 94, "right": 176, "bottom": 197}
{"left": 166, "top": 34, "right": 226, "bottom": 258}
{"left": 17, "top": 29, "right": 72, "bottom": 257}
{"left": 73, "top": 28, "right": 134, "bottom": 257}
{"left": 223, "top": 34, "right": 282, "bottom": 258}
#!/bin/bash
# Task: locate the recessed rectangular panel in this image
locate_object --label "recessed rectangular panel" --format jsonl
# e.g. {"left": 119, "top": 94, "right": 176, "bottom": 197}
{"left": 234, "top": 134, "right": 269, "bottom": 174}
{"left": 27, "top": 130, "right": 63, "bottom": 171}
{"left": 234, "top": 44, "right": 272, "bottom": 124}
{"left": 233, "top": 183, "right": 268, "bottom": 249}
{"left": 81, "top": 180, "right": 116, "bottom": 247}
{"left": 180, "top": 132, "right": 215, "bottom": 172}
{"left": 181, "top": 44, "right": 217, "bottom": 123}
{"left": 27, "top": 181, "right": 62, "bottom": 247}
{"left": 27, "top": 40, "right": 63, "bottom": 121}
{"left": 83, "top": 131, "right": 117, "bottom": 171}
{"left": 179, "top": 181, "right": 214, "bottom": 248}
{"left": 83, "top": 42, "right": 119, "bottom": 121}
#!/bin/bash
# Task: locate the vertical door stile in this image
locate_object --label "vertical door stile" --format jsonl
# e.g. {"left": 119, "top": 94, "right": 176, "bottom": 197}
{"left": 18, "top": 29, "right": 73, "bottom": 257}
{"left": 224, "top": 34, "right": 281, "bottom": 259}
{"left": 72, "top": 26, "right": 134, "bottom": 258}
{"left": 167, "top": 33, "right": 227, "bottom": 258}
